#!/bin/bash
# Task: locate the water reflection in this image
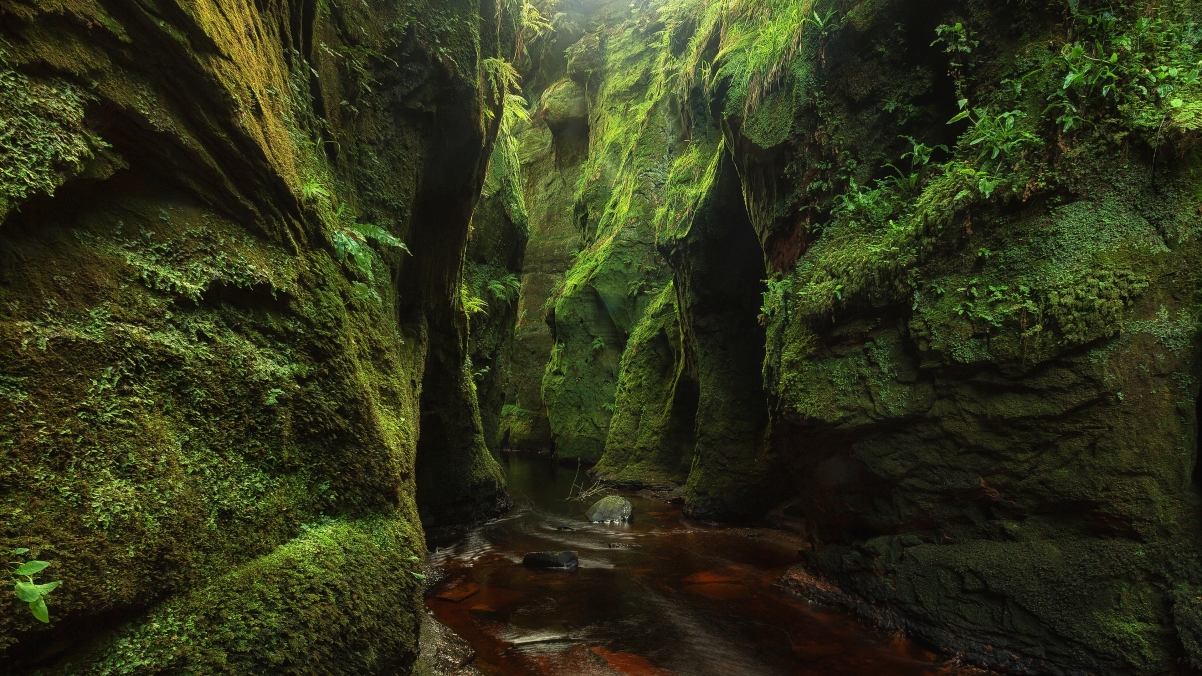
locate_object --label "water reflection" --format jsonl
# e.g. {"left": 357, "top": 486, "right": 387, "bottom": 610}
{"left": 426, "top": 452, "right": 957, "bottom": 676}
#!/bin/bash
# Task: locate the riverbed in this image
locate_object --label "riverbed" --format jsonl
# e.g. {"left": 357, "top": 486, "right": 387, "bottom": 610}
{"left": 425, "top": 453, "right": 958, "bottom": 676}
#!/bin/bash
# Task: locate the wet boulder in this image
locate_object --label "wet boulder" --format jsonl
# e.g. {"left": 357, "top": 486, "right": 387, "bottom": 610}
{"left": 522, "top": 551, "right": 579, "bottom": 572}
{"left": 586, "top": 496, "right": 633, "bottom": 523}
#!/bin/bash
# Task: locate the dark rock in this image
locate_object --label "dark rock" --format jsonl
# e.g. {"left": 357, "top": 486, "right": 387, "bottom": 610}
{"left": 522, "top": 551, "right": 579, "bottom": 572}
{"left": 585, "top": 496, "right": 633, "bottom": 523}
{"left": 414, "top": 609, "right": 482, "bottom": 676}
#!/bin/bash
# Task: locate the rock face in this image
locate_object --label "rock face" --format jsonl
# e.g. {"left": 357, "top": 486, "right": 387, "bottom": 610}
{"left": 585, "top": 496, "right": 632, "bottom": 523}
{"left": 507, "top": 0, "right": 1202, "bottom": 673}
{"left": 0, "top": 0, "right": 516, "bottom": 669}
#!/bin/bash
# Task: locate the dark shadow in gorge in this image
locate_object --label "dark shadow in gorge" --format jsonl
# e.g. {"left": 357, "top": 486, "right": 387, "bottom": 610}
{"left": 661, "top": 148, "right": 793, "bottom": 521}
{"left": 411, "top": 81, "right": 511, "bottom": 532}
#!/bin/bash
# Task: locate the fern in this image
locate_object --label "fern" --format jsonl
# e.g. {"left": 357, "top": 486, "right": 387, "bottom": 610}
{"left": 329, "top": 204, "right": 411, "bottom": 285}
{"left": 741, "top": 1, "right": 811, "bottom": 115}
{"left": 481, "top": 61, "right": 531, "bottom": 228}
{"left": 481, "top": 58, "right": 523, "bottom": 124}
{"left": 487, "top": 274, "right": 522, "bottom": 305}
{"left": 513, "top": 0, "right": 553, "bottom": 62}
{"left": 298, "top": 176, "right": 330, "bottom": 202}
{"left": 461, "top": 282, "right": 489, "bottom": 316}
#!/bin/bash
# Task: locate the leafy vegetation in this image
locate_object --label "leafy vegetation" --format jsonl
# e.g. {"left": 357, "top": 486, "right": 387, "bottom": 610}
{"left": 9, "top": 549, "right": 59, "bottom": 623}
{"left": 329, "top": 206, "right": 411, "bottom": 303}
{"left": 487, "top": 274, "right": 522, "bottom": 306}
{"left": 0, "top": 58, "right": 106, "bottom": 220}
{"left": 481, "top": 58, "right": 531, "bottom": 229}
{"left": 462, "top": 282, "right": 489, "bottom": 317}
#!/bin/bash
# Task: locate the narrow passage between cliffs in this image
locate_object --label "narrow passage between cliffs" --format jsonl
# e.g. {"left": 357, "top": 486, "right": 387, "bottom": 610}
{"left": 421, "top": 453, "right": 964, "bottom": 676}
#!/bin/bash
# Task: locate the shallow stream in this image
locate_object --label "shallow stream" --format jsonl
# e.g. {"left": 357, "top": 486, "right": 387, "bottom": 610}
{"left": 426, "top": 453, "right": 956, "bottom": 676}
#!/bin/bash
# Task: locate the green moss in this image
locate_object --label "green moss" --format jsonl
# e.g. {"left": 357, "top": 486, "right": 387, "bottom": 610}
{"left": 691, "top": 0, "right": 1202, "bottom": 671}
{"left": 0, "top": 0, "right": 505, "bottom": 667}
{"left": 541, "top": 0, "right": 713, "bottom": 461}
{"left": 593, "top": 284, "right": 695, "bottom": 485}
{"left": 0, "top": 64, "right": 105, "bottom": 222}
{"left": 86, "top": 515, "right": 423, "bottom": 675}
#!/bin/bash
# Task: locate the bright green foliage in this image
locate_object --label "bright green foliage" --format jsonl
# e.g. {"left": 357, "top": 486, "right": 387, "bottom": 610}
{"left": 330, "top": 205, "right": 411, "bottom": 304}
{"left": 1033, "top": 9, "right": 1202, "bottom": 131}
{"left": 0, "top": 62, "right": 106, "bottom": 222}
{"left": 487, "top": 274, "right": 522, "bottom": 305}
{"left": 9, "top": 550, "right": 60, "bottom": 623}
{"left": 482, "top": 66, "right": 531, "bottom": 231}
{"left": 461, "top": 282, "right": 489, "bottom": 317}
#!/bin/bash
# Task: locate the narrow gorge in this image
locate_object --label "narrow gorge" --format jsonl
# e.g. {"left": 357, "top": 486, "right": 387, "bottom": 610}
{"left": 1, "top": 0, "right": 1200, "bottom": 673}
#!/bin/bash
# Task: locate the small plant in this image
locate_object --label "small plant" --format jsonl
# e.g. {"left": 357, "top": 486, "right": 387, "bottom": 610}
{"left": 9, "top": 549, "right": 60, "bottom": 623}
{"left": 833, "top": 178, "right": 892, "bottom": 227}
{"left": 933, "top": 22, "right": 979, "bottom": 103}
{"left": 591, "top": 336, "right": 605, "bottom": 351}
{"left": 461, "top": 283, "right": 489, "bottom": 317}
{"left": 948, "top": 108, "right": 1040, "bottom": 172}
{"left": 487, "top": 274, "right": 522, "bottom": 306}
{"left": 330, "top": 204, "right": 410, "bottom": 303}
{"left": 407, "top": 554, "right": 425, "bottom": 580}
{"left": 760, "top": 276, "right": 794, "bottom": 323}
{"left": 298, "top": 177, "right": 330, "bottom": 202}
{"left": 884, "top": 136, "right": 947, "bottom": 192}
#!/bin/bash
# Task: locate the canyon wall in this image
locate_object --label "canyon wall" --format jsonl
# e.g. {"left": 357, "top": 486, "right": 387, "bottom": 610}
{"left": 514, "top": 0, "right": 1202, "bottom": 672}
{"left": 0, "top": 0, "right": 512, "bottom": 669}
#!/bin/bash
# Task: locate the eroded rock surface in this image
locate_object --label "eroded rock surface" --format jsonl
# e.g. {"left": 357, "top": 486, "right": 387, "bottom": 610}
{"left": 504, "top": 0, "right": 1202, "bottom": 673}
{"left": 0, "top": 0, "right": 515, "bottom": 669}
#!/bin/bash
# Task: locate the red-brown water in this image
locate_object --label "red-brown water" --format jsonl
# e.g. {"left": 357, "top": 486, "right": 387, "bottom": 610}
{"left": 426, "top": 453, "right": 959, "bottom": 676}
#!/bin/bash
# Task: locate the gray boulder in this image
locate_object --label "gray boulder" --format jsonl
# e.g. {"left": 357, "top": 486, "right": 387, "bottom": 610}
{"left": 585, "top": 496, "right": 632, "bottom": 523}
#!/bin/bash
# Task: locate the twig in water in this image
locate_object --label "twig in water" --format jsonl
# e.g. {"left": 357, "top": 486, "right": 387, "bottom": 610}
{"left": 566, "top": 458, "right": 581, "bottom": 500}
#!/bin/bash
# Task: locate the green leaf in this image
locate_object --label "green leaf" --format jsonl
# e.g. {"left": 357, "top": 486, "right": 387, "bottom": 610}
{"left": 1171, "top": 99, "right": 1184, "bottom": 108}
{"left": 407, "top": 556, "right": 420, "bottom": 562}
{"left": 10, "top": 548, "right": 29, "bottom": 555}
{"left": 29, "top": 596, "right": 49, "bottom": 623}
{"left": 36, "top": 580, "right": 60, "bottom": 596}
{"left": 947, "top": 109, "right": 972, "bottom": 124}
{"left": 14, "top": 581, "right": 41, "bottom": 602}
{"left": 409, "top": 571, "right": 426, "bottom": 580}
{"left": 13, "top": 561, "right": 50, "bottom": 576}
{"left": 350, "top": 222, "right": 410, "bottom": 254}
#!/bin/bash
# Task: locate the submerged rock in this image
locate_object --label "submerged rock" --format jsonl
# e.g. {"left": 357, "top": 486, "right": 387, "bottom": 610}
{"left": 585, "top": 496, "right": 633, "bottom": 523}
{"left": 522, "top": 551, "right": 579, "bottom": 572}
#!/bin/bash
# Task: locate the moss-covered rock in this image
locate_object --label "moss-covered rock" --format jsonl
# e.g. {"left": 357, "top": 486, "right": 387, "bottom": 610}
{"left": 0, "top": 0, "right": 512, "bottom": 668}
{"left": 522, "top": 0, "right": 1202, "bottom": 670}
{"left": 696, "top": 0, "right": 1202, "bottom": 671}
{"left": 496, "top": 115, "right": 583, "bottom": 451}
{"left": 592, "top": 283, "right": 696, "bottom": 487}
